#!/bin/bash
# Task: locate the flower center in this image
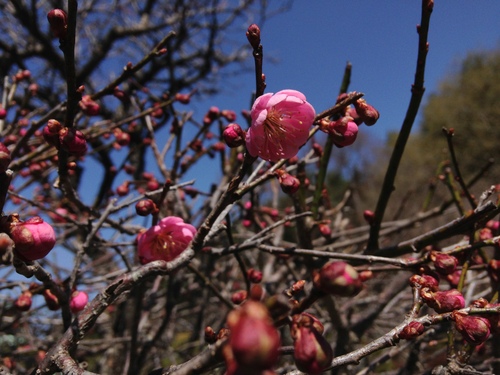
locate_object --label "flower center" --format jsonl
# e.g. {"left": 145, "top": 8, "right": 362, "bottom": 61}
{"left": 153, "top": 231, "right": 174, "bottom": 257}
{"left": 264, "top": 108, "right": 288, "bottom": 145}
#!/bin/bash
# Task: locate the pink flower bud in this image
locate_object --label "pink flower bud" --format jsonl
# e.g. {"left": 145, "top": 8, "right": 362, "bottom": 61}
{"left": 0, "top": 142, "right": 11, "bottom": 173}
{"left": 326, "top": 117, "right": 359, "bottom": 147}
{"left": 47, "top": 9, "right": 68, "bottom": 39}
{"left": 223, "top": 123, "right": 246, "bottom": 148}
{"left": 135, "top": 199, "right": 158, "bottom": 216}
{"left": 226, "top": 300, "right": 280, "bottom": 371}
{"left": 453, "top": 311, "right": 491, "bottom": 345}
{"left": 399, "top": 321, "right": 425, "bottom": 340}
{"left": 174, "top": 93, "right": 191, "bottom": 104}
{"left": 116, "top": 182, "right": 129, "bottom": 196}
{"left": 290, "top": 314, "right": 333, "bottom": 374}
{"left": 204, "top": 326, "right": 217, "bottom": 344}
{"left": 221, "top": 109, "right": 237, "bottom": 122}
{"left": 10, "top": 216, "right": 56, "bottom": 261}
{"left": 43, "top": 119, "right": 63, "bottom": 147}
{"left": 353, "top": 99, "right": 379, "bottom": 126}
{"left": 408, "top": 274, "right": 439, "bottom": 291}
{"left": 79, "top": 95, "right": 100, "bottom": 116}
{"left": 318, "top": 221, "right": 332, "bottom": 238}
{"left": 275, "top": 169, "right": 300, "bottom": 195}
{"left": 43, "top": 289, "right": 60, "bottom": 310}
{"left": 0, "top": 106, "right": 6, "bottom": 119}
{"left": 313, "top": 261, "right": 363, "bottom": 297}
{"left": 70, "top": 290, "right": 89, "bottom": 313}
{"left": 430, "top": 251, "right": 458, "bottom": 275}
{"left": 136, "top": 216, "right": 196, "bottom": 264}
{"left": 59, "top": 127, "right": 87, "bottom": 157}
{"left": 420, "top": 288, "right": 465, "bottom": 313}
{"left": 15, "top": 291, "right": 33, "bottom": 311}
{"left": 363, "top": 209, "right": 375, "bottom": 224}
{"left": 246, "top": 24, "right": 261, "bottom": 49}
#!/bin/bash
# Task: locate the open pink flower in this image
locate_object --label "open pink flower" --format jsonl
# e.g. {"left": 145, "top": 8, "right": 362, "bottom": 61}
{"left": 137, "top": 216, "right": 196, "bottom": 264}
{"left": 246, "top": 89, "right": 315, "bottom": 162}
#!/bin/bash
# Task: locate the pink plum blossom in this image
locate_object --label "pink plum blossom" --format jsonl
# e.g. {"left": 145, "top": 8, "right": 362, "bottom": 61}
{"left": 137, "top": 216, "right": 196, "bottom": 264}
{"left": 246, "top": 89, "right": 315, "bottom": 162}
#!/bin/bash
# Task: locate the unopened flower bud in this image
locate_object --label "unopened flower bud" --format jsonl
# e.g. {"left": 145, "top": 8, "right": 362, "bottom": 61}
{"left": 15, "top": 291, "right": 33, "bottom": 311}
{"left": 399, "top": 321, "right": 425, "bottom": 340}
{"left": 204, "top": 326, "right": 217, "bottom": 344}
{"left": 47, "top": 9, "right": 67, "bottom": 39}
{"left": 408, "top": 274, "right": 439, "bottom": 291}
{"left": 246, "top": 24, "right": 261, "bottom": 49}
{"left": 354, "top": 99, "right": 379, "bottom": 126}
{"left": 231, "top": 290, "right": 247, "bottom": 305}
{"left": 10, "top": 216, "right": 56, "bottom": 261}
{"left": 221, "top": 109, "right": 237, "bottom": 122}
{"left": 174, "top": 93, "right": 191, "bottom": 104}
{"left": 313, "top": 261, "right": 363, "bottom": 297}
{"left": 0, "top": 142, "right": 11, "bottom": 173}
{"left": 226, "top": 300, "right": 280, "bottom": 371}
{"left": 116, "top": 182, "right": 129, "bottom": 196}
{"left": 420, "top": 288, "right": 465, "bottom": 313}
{"left": 430, "top": 251, "right": 458, "bottom": 275}
{"left": 247, "top": 268, "right": 263, "bottom": 284}
{"left": 317, "top": 221, "right": 332, "bottom": 238}
{"left": 43, "top": 289, "right": 60, "bottom": 310}
{"left": 70, "top": 290, "right": 88, "bottom": 313}
{"left": 275, "top": 169, "right": 300, "bottom": 195}
{"left": 135, "top": 199, "right": 158, "bottom": 216}
{"left": 326, "top": 117, "right": 359, "bottom": 147}
{"left": 453, "top": 311, "right": 491, "bottom": 345}
{"left": 79, "top": 95, "right": 100, "bottom": 116}
{"left": 59, "top": 128, "right": 87, "bottom": 157}
{"left": 43, "top": 119, "right": 63, "bottom": 148}
{"left": 363, "top": 210, "right": 375, "bottom": 224}
{"left": 290, "top": 314, "right": 333, "bottom": 374}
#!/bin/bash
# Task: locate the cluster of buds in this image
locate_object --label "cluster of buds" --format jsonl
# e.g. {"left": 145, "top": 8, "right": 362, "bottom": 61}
{"left": 224, "top": 300, "right": 280, "bottom": 374}
{"left": 313, "top": 261, "right": 363, "bottom": 297}
{"left": 6, "top": 215, "right": 56, "bottom": 261}
{"left": 318, "top": 95, "right": 379, "bottom": 148}
{"left": 290, "top": 313, "right": 333, "bottom": 374}
{"left": 43, "top": 119, "right": 88, "bottom": 157}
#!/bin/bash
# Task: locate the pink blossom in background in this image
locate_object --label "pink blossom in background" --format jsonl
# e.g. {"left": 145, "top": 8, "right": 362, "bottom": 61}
{"left": 246, "top": 89, "right": 315, "bottom": 162}
{"left": 70, "top": 291, "right": 89, "bottom": 313}
{"left": 137, "top": 216, "right": 196, "bottom": 264}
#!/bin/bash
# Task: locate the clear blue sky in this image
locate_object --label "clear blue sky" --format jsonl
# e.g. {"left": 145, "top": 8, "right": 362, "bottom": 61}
{"left": 205, "top": 1, "right": 500, "bottom": 142}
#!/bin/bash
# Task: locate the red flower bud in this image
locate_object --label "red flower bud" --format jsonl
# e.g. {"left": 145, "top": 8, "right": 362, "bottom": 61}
{"left": 174, "top": 93, "right": 191, "bottom": 104}
{"left": 453, "top": 311, "right": 491, "bottom": 345}
{"left": 43, "top": 119, "right": 63, "bottom": 147}
{"left": 10, "top": 216, "right": 56, "bottom": 261}
{"left": 275, "top": 169, "right": 300, "bottom": 195}
{"left": 226, "top": 301, "right": 280, "bottom": 371}
{"left": 79, "top": 95, "right": 100, "bottom": 116}
{"left": 363, "top": 210, "right": 375, "bottom": 224}
{"left": 43, "top": 289, "right": 60, "bottom": 310}
{"left": 313, "top": 261, "right": 363, "bottom": 297}
{"left": 420, "top": 288, "right": 465, "bottom": 313}
{"left": 135, "top": 199, "right": 158, "bottom": 216}
{"left": 247, "top": 268, "right": 263, "bottom": 284}
{"left": 204, "top": 326, "right": 217, "bottom": 344}
{"left": 0, "top": 142, "right": 11, "bottom": 173}
{"left": 430, "top": 251, "right": 458, "bottom": 275}
{"left": 231, "top": 290, "right": 248, "bottom": 305}
{"left": 47, "top": 9, "right": 68, "bottom": 39}
{"left": 408, "top": 274, "right": 439, "bottom": 291}
{"left": 59, "top": 127, "right": 87, "bottom": 157}
{"left": 15, "top": 291, "right": 33, "bottom": 311}
{"left": 246, "top": 24, "right": 261, "bottom": 49}
{"left": 353, "top": 99, "right": 379, "bottom": 126}
{"left": 290, "top": 314, "right": 333, "bottom": 374}
{"left": 399, "top": 321, "right": 425, "bottom": 340}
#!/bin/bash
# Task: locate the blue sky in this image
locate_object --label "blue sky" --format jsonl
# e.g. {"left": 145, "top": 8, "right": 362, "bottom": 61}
{"left": 205, "top": 1, "right": 500, "bottom": 142}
